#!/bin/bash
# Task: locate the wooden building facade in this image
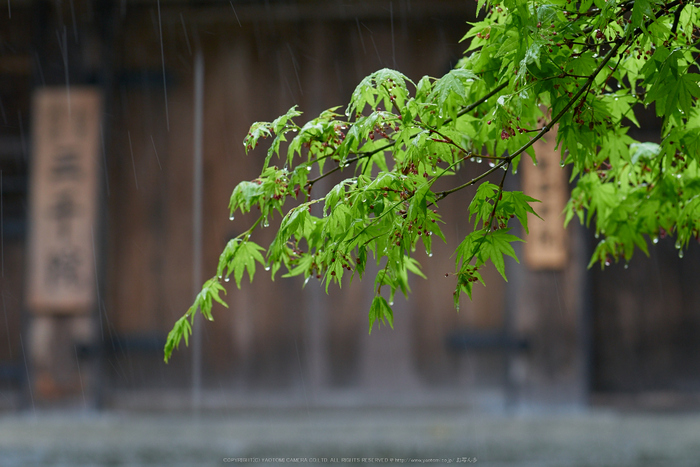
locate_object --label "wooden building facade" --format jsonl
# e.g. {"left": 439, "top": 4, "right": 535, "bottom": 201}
{"left": 0, "top": 0, "right": 699, "bottom": 410}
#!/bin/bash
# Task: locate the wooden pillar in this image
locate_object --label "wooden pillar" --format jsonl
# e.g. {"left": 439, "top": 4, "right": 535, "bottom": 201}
{"left": 25, "top": 2, "right": 108, "bottom": 406}
{"left": 508, "top": 126, "right": 589, "bottom": 407}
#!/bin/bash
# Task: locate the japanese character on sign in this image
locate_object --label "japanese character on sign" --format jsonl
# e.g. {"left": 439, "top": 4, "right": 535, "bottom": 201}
{"left": 45, "top": 248, "right": 82, "bottom": 289}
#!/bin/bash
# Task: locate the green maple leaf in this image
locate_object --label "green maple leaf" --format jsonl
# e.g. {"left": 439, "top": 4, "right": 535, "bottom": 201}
{"left": 368, "top": 296, "right": 394, "bottom": 333}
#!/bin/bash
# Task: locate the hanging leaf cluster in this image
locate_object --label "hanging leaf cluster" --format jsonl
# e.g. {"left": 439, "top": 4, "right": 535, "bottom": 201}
{"left": 165, "top": 0, "right": 700, "bottom": 361}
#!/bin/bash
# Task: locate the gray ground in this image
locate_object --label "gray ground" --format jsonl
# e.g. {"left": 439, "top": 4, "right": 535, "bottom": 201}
{"left": 1, "top": 407, "right": 700, "bottom": 466}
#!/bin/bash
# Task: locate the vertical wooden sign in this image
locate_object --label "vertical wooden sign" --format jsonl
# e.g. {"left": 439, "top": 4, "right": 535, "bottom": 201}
{"left": 27, "top": 88, "right": 102, "bottom": 314}
{"left": 521, "top": 123, "right": 568, "bottom": 270}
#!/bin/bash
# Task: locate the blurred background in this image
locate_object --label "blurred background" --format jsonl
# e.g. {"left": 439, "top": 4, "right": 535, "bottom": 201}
{"left": 1, "top": 0, "right": 700, "bottom": 464}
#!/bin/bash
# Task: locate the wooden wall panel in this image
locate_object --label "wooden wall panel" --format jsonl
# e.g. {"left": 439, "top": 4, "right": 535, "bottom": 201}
{"left": 0, "top": 245, "right": 24, "bottom": 364}
{"left": 106, "top": 2, "right": 519, "bottom": 397}
{"left": 593, "top": 241, "right": 700, "bottom": 392}
{"left": 105, "top": 15, "right": 192, "bottom": 386}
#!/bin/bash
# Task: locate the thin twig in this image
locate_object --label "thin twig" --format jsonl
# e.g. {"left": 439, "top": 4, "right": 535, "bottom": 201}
{"left": 486, "top": 163, "right": 510, "bottom": 232}
{"left": 435, "top": 161, "right": 505, "bottom": 201}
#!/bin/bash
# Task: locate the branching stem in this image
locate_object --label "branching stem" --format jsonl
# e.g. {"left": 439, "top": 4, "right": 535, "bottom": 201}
{"left": 487, "top": 163, "right": 510, "bottom": 233}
